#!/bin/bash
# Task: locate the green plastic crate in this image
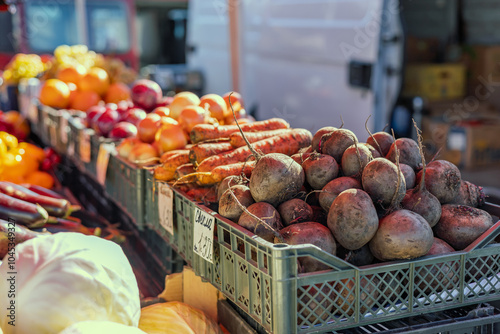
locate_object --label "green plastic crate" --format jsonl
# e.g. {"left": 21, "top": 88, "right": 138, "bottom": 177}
{"left": 164, "top": 189, "right": 500, "bottom": 334}
{"left": 335, "top": 303, "right": 500, "bottom": 334}
{"left": 38, "top": 104, "right": 52, "bottom": 145}
{"left": 140, "top": 227, "right": 185, "bottom": 275}
{"left": 145, "top": 171, "right": 159, "bottom": 231}
{"left": 47, "top": 108, "right": 68, "bottom": 154}
{"left": 67, "top": 116, "right": 92, "bottom": 170}
{"left": 105, "top": 154, "right": 146, "bottom": 230}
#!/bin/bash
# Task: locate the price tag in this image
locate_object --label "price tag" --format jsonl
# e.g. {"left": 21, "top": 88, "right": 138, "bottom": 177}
{"left": 193, "top": 207, "right": 215, "bottom": 263}
{"left": 80, "top": 131, "right": 91, "bottom": 163}
{"left": 158, "top": 182, "right": 174, "bottom": 235}
{"left": 49, "top": 121, "right": 57, "bottom": 148}
{"left": 96, "top": 143, "right": 113, "bottom": 185}
{"left": 60, "top": 115, "right": 68, "bottom": 144}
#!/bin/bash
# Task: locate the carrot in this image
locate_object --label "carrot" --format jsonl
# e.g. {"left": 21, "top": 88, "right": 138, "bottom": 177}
{"left": 190, "top": 118, "right": 289, "bottom": 143}
{"left": 229, "top": 129, "right": 292, "bottom": 148}
{"left": 162, "top": 151, "right": 191, "bottom": 171}
{"left": 189, "top": 142, "right": 234, "bottom": 164}
{"left": 186, "top": 186, "right": 218, "bottom": 203}
{"left": 174, "top": 163, "right": 196, "bottom": 180}
{"left": 196, "top": 128, "right": 312, "bottom": 172}
{"left": 160, "top": 150, "right": 189, "bottom": 164}
{"left": 195, "top": 160, "right": 257, "bottom": 185}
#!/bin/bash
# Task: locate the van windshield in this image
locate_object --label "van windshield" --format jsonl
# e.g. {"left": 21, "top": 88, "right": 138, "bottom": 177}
{"left": 25, "top": 1, "right": 80, "bottom": 53}
{"left": 86, "top": 1, "right": 130, "bottom": 54}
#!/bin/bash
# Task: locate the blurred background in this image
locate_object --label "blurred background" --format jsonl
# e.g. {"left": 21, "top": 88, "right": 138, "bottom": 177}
{"left": 1, "top": 0, "right": 499, "bottom": 190}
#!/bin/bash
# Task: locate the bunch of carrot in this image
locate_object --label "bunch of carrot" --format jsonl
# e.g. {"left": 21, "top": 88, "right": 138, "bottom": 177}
{"left": 152, "top": 117, "right": 312, "bottom": 199}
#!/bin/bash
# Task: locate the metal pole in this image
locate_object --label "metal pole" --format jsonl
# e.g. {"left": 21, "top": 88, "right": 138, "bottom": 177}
{"left": 227, "top": 0, "right": 240, "bottom": 92}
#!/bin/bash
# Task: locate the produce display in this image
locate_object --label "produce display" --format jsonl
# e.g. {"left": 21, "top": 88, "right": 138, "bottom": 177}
{"left": 0, "top": 111, "right": 57, "bottom": 187}
{"left": 114, "top": 88, "right": 253, "bottom": 168}
{"left": 4, "top": 40, "right": 500, "bottom": 333}
{"left": 203, "top": 122, "right": 493, "bottom": 270}
{"left": 2, "top": 53, "right": 50, "bottom": 85}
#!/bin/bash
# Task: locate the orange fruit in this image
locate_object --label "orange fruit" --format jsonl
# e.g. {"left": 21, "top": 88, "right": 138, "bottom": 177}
{"left": 78, "top": 67, "right": 110, "bottom": 96}
{"left": 70, "top": 90, "right": 102, "bottom": 111}
{"left": 137, "top": 114, "right": 162, "bottom": 143}
{"left": 24, "top": 171, "right": 55, "bottom": 189}
{"left": 152, "top": 107, "right": 170, "bottom": 118}
{"left": 168, "top": 92, "right": 200, "bottom": 120}
{"left": 223, "top": 91, "right": 244, "bottom": 111}
{"left": 39, "top": 79, "right": 71, "bottom": 109}
{"left": 199, "top": 94, "right": 227, "bottom": 121}
{"left": 104, "top": 82, "right": 131, "bottom": 104}
{"left": 178, "top": 105, "right": 208, "bottom": 133}
{"left": 56, "top": 64, "right": 87, "bottom": 84}
{"left": 67, "top": 82, "right": 78, "bottom": 105}
{"left": 155, "top": 117, "right": 187, "bottom": 154}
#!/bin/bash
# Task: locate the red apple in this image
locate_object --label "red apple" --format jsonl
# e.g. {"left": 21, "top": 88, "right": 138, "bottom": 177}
{"left": 123, "top": 108, "right": 147, "bottom": 125}
{"left": 86, "top": 105, "right": 106, "bottom": 128}
{"left": 95, "top": 109, "right": 120, "bottom": 136}
{"left": 109, "top": 122, "right": 138, "bottom": 140}
{"left": 105, "top": 103, "right": 118, "bottom": 111}
{"left": 131, "top": 79, "right": 162, "bottom": 112}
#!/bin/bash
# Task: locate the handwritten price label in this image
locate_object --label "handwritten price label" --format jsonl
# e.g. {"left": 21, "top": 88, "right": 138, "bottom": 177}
{"left": 80, "top": 131, "right": 91, "bottom": 163}
{"left": 193, "top": 207, "right": 215, "bottom": 263}
{"left": 158, "top": 183, "right": 174, "bottom": 235}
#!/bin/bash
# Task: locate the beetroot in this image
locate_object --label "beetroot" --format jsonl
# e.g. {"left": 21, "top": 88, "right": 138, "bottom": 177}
{"left": 400, "top": 163, "right": 416, "bottom": 190}
{"left": 238, "top": 202, "right": 283, "bottom": 242}
{"left": 302, "top": 153, "right": 339, "bottom": 190}
{"left": 249, "top": 153, "right": 305, "bottom": 207}
{"left": 452, "top": 180, "right": 486, "bottom": 208}
{"left": 319, "top": 177, "right": 362, "bottom": 212}
{"left": 433, "top": 204, "right": 493, "bottom": 250}
{"left": 312, "top": 126, "right": 337, "bottom": 152}
{"left": 401, "top": 134, "right": 442, "bottom": 227}
{"left": 219, "top": 185, "right": 255, "bottom": 222}
{"left": 366, "top": 131, "right": 394, "bottom": 156}
{"left": 369, "top": 210, "right": 434, "bottom": 261}
{"left": 386, "top": 138, "right": 421, "bottom": 170}
{"left": 327, "top": 189, "right": 379, "bottom": 250}
{"left": 276, "top": 222, "right": 336, "bottom": 272}
{"left": 416, "top": 160, "right": 461, "bottom": 204}
{"left": 341, "top": 143, "right": 373, "bottom": 177}
{"left": 321, "top": 129, "right": 358, "bottom": 163}
{"left": 361, "top": 158, "right": 406, "bottom": 207}
{"left": 277, "top": 199, "right": 313, "bottom": 226}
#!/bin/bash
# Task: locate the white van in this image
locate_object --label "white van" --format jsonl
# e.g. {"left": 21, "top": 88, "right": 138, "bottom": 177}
{"left": 186, "top": 0, "right": 403, "bottom": 137}
{"left": 186, "top": 0, "right": 462, "bottom": 137}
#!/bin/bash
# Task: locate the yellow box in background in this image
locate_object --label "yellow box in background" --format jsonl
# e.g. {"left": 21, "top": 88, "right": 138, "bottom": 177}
{"left": 404, "top": 63, "right": 466, "bottom": 101}
{"left": 422, "top": 116, "right": 500, "bottom": 170}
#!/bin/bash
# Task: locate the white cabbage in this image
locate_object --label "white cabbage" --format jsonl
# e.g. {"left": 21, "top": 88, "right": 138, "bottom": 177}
{"left": 0, "top": 233, "right": 140, "bottom": 334}
{"left": 58, "top": 320, "right": 147, "bottom": 334}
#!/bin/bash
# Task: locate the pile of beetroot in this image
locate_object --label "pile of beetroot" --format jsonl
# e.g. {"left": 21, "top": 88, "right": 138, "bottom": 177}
{"left": 216, "top": 123, "right": 493, "bottom": 273}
